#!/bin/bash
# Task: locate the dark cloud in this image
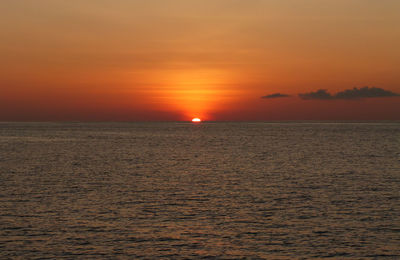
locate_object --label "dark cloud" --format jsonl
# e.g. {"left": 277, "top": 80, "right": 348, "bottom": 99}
{"left": 299, "top": 87, "right": 400, "bottom": 100}
{"left": 335, "top": 87, "right": 400, "bottom": 99}
{"left": 261, "top": 93, "right": 291, "bottom": 99}
{"left": 298, "top": 89, "right": 333, "bottom": 100}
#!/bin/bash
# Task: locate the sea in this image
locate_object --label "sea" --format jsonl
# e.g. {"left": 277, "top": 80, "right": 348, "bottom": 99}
{"left": 0, "top": 122, "right": 399, "bottom": 259}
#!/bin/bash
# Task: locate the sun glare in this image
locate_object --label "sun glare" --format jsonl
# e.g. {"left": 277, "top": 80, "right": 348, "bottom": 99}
{"left": 192, "top": 118, "right": 201, "bottom": 123}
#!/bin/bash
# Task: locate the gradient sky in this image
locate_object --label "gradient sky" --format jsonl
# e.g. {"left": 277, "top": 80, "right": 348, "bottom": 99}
{"left": 1, "top": 0, "right": 399, "bottom": 121}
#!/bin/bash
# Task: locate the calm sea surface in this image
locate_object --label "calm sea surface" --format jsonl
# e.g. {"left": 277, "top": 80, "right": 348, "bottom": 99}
{"left": 0, "top": 122, "right": 399, "bottom": 259}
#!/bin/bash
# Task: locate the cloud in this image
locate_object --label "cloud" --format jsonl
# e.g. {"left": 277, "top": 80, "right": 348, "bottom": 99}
{"left": 261, "top": 93, "right": 291, "bottom": 99}
{"left": 335, "top": 87, "right": 400, "bottom": 99}
{"left": 299, "top": 87, "right": 400, "bottom": 100}
{"left": 298, "top": 89, "right": 333, "bottom": 100}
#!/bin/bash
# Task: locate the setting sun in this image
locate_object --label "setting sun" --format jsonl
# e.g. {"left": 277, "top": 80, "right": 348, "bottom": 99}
{"left": 192, "top": 118, "right": 201, "bottom": 123}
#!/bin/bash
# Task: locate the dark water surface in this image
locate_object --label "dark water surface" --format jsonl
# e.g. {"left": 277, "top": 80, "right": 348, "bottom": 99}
{"left": 1, "top": 122, "right": 399, "bottom": 258}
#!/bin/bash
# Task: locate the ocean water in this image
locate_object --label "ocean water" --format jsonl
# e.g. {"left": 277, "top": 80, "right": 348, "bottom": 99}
{"left": 0, "top": 122, "right": 399, "bottom": 259}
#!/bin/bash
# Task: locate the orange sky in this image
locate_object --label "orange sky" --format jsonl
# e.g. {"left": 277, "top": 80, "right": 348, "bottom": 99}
{"left": 1, "top": 0, "right": 399, "bottom": 121}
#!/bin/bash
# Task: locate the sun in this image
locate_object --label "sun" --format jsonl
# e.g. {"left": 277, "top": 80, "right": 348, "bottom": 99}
{"left": 192, "top": 118, "right": 201, "bottom": 123}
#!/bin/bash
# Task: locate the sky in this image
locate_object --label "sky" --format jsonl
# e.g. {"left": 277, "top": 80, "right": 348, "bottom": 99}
{"left": 1, "top": 0, "right": 399, "bottom": 121}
